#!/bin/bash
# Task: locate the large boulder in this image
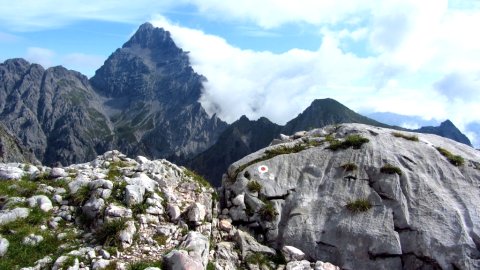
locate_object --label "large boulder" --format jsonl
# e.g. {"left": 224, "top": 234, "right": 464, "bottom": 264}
{"left": 0, "top": 207, "right": 30, "bottom": 225}
{"left": 222, "top": 123, "right": 480, "bottom": 270}
{"left": 27, "top": 195, "right": 53, "bottom": 212}
{"left": 0, "top": 236, "right": 8, "bottom": 257}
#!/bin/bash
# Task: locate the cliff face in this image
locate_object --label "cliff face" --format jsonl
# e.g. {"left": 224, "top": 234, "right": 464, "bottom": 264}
{"left": 222, "top": 123, "right": 480, "bottom": 269}
{"left": 0, "top": 58, "right": 113, "bottom": 166}
{"left": 91, "top": 23, "right": 227, "bottom": 161}
{"left": 0, "top": 23, "right": 227, "bottom": 165}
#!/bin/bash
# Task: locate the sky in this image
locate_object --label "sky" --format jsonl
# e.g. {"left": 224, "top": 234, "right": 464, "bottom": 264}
{"left": 0, "top": 0, "right": 480, "bottom": 146}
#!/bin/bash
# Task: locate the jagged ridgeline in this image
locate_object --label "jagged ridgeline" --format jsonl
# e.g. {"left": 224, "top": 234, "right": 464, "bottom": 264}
{"left": 0, "top": 23, "right": 227, "bottom": 166}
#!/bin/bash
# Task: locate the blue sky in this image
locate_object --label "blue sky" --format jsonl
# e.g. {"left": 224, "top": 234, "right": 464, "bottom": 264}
{"left": 0, "top": 0, "right": 480, "bottom": 146}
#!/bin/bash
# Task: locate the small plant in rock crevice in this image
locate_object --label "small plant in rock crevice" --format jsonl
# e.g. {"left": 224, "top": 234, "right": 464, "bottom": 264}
{"left": 247, "top": 180, "right": 262, "bottom": 193}
{"left": 259, "top": 201, "right": 278, "bottom": 221}
{"left": 95, "top": 218, "right": 128, "bottom": 247}
{"left": 346, "top": 199, "right": 372, "bottom": 213}
{"left": 328, "top": 134, "right": 369, "bottom": 151}
{"left": 380, "top": 164, "right": 402, "bottom": 176}
{"left": 340, "top": 163, "right": 358, "bottom": 171}
{"left": 436, "top": 147, "right": 465, "bottom": 167}
{"left": 391, "top": 132, "right": 419, "bottom": 141}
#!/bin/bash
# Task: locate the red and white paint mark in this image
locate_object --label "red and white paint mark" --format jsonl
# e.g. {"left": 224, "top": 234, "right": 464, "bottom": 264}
{"left": 258, "top": 165, "right": 269, "bottom": 173}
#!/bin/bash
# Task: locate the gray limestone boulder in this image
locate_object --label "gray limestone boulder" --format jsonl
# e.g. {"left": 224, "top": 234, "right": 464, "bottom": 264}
{"left": 124, "top": 184, "right": 145, "bottom": 206}
{"left": 82, "top": 197, "right": 105, "bottom": 219}
{"left": 0, "top": 236, "right": 8, "bottom": 257}
{"left": 23, "top": 234, "right": 44, "bottom": 246}
{"left": 179, "top": 231, "right": 210, "bottom": 268}
{"left": 187, "top": 202, "right": 206, "bottom": 225}
{"left": 50, "top": 167, "right": 68, "bottom": 178}
{"left": 0, "top": 164, "right": 23, "bottom": 179}
{"left": 0, "top": 207, "right": 30, "bottom": 225}
{"left": 282, "top": 246, "right": 306, "bottom": 262}
{"left": 118, "top": 220, "right": 136, "bottom": 248}
{"left": 234, "top": 230, "right": 276, "bottom": 260}
{"left": 223, "top": 123, "right": 480, "bottom": 270}
{"left": 27, "top": 195, "right": 53, "bottom": 212}
{"left": 163, "top": 250, "right": 203, "bottom": 270}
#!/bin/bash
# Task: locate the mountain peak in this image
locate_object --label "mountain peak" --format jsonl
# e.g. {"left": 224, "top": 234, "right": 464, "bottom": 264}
{"left": 416, "top": 119, "right": 471, "bottom": 146}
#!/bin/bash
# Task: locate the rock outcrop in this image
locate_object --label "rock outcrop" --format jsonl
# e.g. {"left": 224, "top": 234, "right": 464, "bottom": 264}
{"left": 221, "top": 123, "right": 480, "bottom": 270}
{"left": 91, "top": 22, "right": 227, "bottom": 161}
{"left": 0, "top": 150, "right": 338, "bottom": 269}
{"left": 0, "top": 59, "right": 113, "bottom": 165}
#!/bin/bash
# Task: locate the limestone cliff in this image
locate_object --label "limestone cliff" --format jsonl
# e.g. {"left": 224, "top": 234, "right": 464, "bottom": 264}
{"left": 222, "top": 123, "right": 480, "bottom": 269}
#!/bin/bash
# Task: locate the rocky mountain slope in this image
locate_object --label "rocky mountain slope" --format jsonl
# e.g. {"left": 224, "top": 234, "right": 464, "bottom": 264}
{"left": 0, "top": 23, "right": 227, "bottom": 166}
{"left": 90, "top": 23, "right": 227, "bottom": 162}
{"left": 190, "top": 98, "right": 472, "bottom": 186}
{"left": 222, "top": 123, "right": 480, "bottom": 269}
{"left": 0, "top": 123, "right": 37, "bottom": 163}
{"left": 0, "top": 150, "right": 339, "bottom": 270}
{"left": 415, "top": 119, "right": 472, "bottom": 146}
{"left": 0, "top": 58, "right": 113, "bottom": 166}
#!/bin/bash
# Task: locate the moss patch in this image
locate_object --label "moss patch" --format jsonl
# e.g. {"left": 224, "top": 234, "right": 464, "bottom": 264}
{"left": 346, "top": 199, "right": 372, "bottom": 213}
{"left": 380, "top": 164, "right": 402, "bottom": 176}
{"left": 391, "top": 132, "right": 419, "bottom": 141}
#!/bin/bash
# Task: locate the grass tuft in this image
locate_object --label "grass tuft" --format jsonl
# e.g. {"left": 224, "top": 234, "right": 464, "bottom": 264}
{"left": 184, "top": 169, "right": 212, "bottom": 188}
{"left": 340, "top": 163, "right": 358, "bottom": 171}
{"left": 392, "top": 132, "right": 419, "bottom": 141}
{"left": 346, "top": 199, "right": 372, "bottom": 213}
{"left": 95, "top": 219, "right": 128, "bottom": 246}
{"left": 247, "top": 180, "right": 262, "bottom": 193}
{"left": 328, "top": 134, "right": 369, "bottom": 151}
{"left": 259, "top": 201, "right": 278, "bottom": 221}
{"left": 380, "top": 164, "right": 402, "bottom": 176}
{"left": 436, "top": 147, "right": 465, "bottom": 166}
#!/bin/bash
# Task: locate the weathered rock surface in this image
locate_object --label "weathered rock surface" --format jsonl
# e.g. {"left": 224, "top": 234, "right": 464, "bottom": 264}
{"left": 222, "top": 123, "right": 480, "bottom": 270}
{"left": 2, "top": 150, "right": 315, "bottom": 270}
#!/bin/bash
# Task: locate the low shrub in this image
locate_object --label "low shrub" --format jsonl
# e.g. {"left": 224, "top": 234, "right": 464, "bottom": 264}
{"left": 380, "top": 164, "right": 402, "bottom": 175}
{"left": 259, "top": 201, "right": 278, "bottom": 221}
{"left": 153, "top": 234, "right": 169, "bottom": 246}
{"left": 340, "top": 163, "right": 358, "bottom": 171}
{"left": 328, "top": 134, "right": 369, "bottom": 151}
{"left": 247, "top": 180, "right": 262, "bottom": 193}
{"left": 436, "top": 147, "right": 465, "bottom": 166}
{"left": 346, "top": 199, "right": 372, "bottom": 213}
{"left": 391, "top": 132, "right": 419, "bottom": 141}
{"left": 95, "top": 219, "right": 128, "bottom": 246}
{"left": 70, "top": 185, "right": 91, "bottom": 206}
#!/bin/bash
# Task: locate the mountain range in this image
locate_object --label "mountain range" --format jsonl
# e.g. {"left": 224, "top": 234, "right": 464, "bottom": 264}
{"left": 0, "top": 22, "right": 473, "bottom": 185}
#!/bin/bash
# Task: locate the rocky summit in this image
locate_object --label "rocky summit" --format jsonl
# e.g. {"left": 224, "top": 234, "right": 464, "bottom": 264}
{"left": 0, "top": 150, "right": 339, "bottom": 270}
{"left": 222, "top": 123, "right": 480, "bottom": 270}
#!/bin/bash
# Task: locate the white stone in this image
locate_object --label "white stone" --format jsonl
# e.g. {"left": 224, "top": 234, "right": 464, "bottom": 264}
{"left": 27, "top": 195, "right": 53, "bottom": 212}
{"left": 91, "top": 259, "right": 110, "bottom": 270}
{"left": 0, "top": 207, "right": 30, "bottom": 225}
{"left": 0, "top": 165, "right": 24, "bottom": 179}
{"left": 22, "top": 234, "right": 44, "bottom": 246}
{"left": 104, "top": 204, "right": 132, "bottom": 219}
{"left": 314, "top": 261, "right": 340, "bottom": 270}
{"left": 282, "top": 245, "right": 306, "bottom": 262}
{"left": 0, "top": 236, "right": 9, "bottom": 257}
{"left": 286, "top": 260, "right": 312, "bottom": 270}
{"left": 118, "top": 220, "right": 136, "bottom": 247}
{"left": 187, "top": 202, "right": 206, "bottom": 224}
{"left": 168, "top": 204, "right": 181, "bottom": 221}
{"left": 124, "top": 184, "right": 145, "bottom": 206}
{"left": 50, "top": 167, "right": 68, "bottom": 178}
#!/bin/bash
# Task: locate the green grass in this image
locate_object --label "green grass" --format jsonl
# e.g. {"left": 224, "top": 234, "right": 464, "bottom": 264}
{"left": 328, "top": 134, "right": 369, "bottom": 151}
{"left": 69, "top": 185, "right": 91, "bottom": 206}
{"left": 436, "top": 147, "right": 465, "bottom": 166}
{"left": 259, "top": 201, "right": 278, "bottom": 221}
{"left": 94, "top": 218, "right": 128, "bottom": 246}
{"left": 0, "top": 207, "right": 68, "bottom": 269}
{"left": 340, "top": 163, "right": 358, "bottom": 171}
{"left": 392, "top": 132, "right": 419, "bottom": 141}
{"left": 183, "top": 169, "right": 212, "bottom": 188}
{"left": 0, "top": 179, "right": 38, "bottom": 198}
{"left": 127, "top": 260, "right": 163, "bottom": 270}
{"left": 246, "top": 252, "right": 270, "bottom": 267}
{"left": 346, "top": 199, "right": 372, "bottom": 213}
{"left": 247, "top": 180, "right": 262, "bottom": 193}
{"left": 207, "top": 261, "right": 215, "bottom": 270}
{"left": 380, "top": 164, "right": 402, "bottom": 175}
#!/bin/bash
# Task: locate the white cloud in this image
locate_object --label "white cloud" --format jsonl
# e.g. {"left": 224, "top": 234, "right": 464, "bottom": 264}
{"left": 152, "top": 16, "right": 377, "bottom": 123}
{"left": 0, "top": 31, "right": 20, "bottom": 42}
{"left": 25, "top": 47, "right": 55, "bottom": 67}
